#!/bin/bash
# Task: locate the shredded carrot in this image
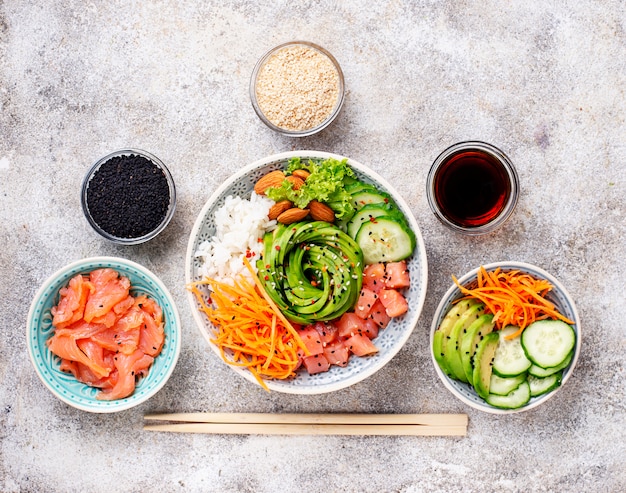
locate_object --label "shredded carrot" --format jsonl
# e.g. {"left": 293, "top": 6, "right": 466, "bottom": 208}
{"left": 188, "top": 261, "right": 309, "bottom": 391}
{"left": 453, "top": 266, "right": 575, "bottom": 339}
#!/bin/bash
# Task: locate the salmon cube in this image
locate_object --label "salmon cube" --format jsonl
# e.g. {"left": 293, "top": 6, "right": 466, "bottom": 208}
{"left": 302, "top": 354, "right": 331, "bottom": 374}
{"left": 311, "top": 321, "right": 338, "bottom": 346}
{"left": 336, "top": 312, "right": 368, "bottom": 339}
{"left": 297, "top": 326, "right": 324, "bottom": 355}
{"left": 323, "top": 340, "right": 350, "bottom": 367}
{"left": 367, "top": 299, "right": 391, "bottom": 329}
{"left": 345, "top": 334, "right": 379, "bottom": 357}
{"left": 380, "top": 289, "right": 409, "bottom": 317}
{"left": 362, "top": 263, "right": 387, "bottom": 293}
{"left": 385, "top": 261, "right": 410, "bottom": 289}
{"left": 354, "top": 288, "right": 379, "bottom": 319}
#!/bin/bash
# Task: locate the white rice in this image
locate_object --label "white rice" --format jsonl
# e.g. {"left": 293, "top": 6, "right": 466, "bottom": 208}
{"left": 195, "top": 192, "right": 276, "bottom": 287}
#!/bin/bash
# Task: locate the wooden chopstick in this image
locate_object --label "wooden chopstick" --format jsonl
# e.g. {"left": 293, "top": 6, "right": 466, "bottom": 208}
{"left": 143, "top": 413, "right": 468, "bottom": 436}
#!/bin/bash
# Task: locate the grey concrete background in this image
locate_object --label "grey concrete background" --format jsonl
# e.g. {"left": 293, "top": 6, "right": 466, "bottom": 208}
{"left": 1, "top": 1, "right": 625, "bottom": 492}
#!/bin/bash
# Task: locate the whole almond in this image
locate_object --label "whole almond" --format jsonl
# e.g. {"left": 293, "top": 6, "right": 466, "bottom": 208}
{"left": 254, "top": 170, "right": 286, "bottom": 195}
{"left": 291, "top": 169, "right": 311, "bottom": 181}
{"left": 308, "top": 200, "right": 335, "bottom": 223}
{"left": 285, "top": 175, "right": 305, "bottom": 190}
{"left": 268, "top": 200, "right": 293, "bottom": 220}
{"left": 277, "top": 207, "right": 309, "bottom": 224}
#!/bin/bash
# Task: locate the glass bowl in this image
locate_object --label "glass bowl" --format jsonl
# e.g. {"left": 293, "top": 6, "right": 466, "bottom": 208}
{"left": 186, "top": 150, "right": 428, "bottom": 394}
{"left": 250, "top": 41, "right": 345, "bottom": 137}
{"left": 81, "top": 149, "right": 177, "bottom": 245}
{"left": 426, "top": 141, "right": 519, "bottom": 235}
{"left": 430, "top": 261, "right": 581, "bottom": 414}
{"left": 26, "top": 256, "right": 181, "bottom": 413}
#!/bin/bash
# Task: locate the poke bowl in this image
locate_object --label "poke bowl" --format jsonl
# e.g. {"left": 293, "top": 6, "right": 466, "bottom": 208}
{"left": 430, "top": 261, "right": 581, "bottom": 414}
{"left": 186, "top": 150, "right": 428, "bottom": 394}
{"left": 27, "top": 256, "right": 181, "bottom": 413}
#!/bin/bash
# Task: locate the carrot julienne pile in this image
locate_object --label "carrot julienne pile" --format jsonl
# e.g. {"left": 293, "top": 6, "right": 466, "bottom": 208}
{"left": 188, "top": 258, "right": 309, "bottom": 391}
{"left": 453, "top": 266, "right": 575, "bottom": 339}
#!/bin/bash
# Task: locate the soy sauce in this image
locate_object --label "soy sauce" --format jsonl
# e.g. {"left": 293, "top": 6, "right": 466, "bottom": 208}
{"left": 433, "top": 150, "right": 510, "bottom": 228}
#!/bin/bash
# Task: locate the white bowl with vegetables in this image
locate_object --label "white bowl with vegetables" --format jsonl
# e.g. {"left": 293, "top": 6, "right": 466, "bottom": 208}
{"left": 186, "top": 150, "right": 427, "bottom": 394}
{"left": 430, "top": 261, "right": 580, "bottom": 413}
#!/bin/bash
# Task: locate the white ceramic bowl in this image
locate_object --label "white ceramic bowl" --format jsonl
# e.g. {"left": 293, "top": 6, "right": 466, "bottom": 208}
{"left": 430, "top": 261, "right": 581, "bottom": 414}
{"left": 186, "top": 150, "right": 428, "bottom": 394}
{"left": 27, "top": 256, "right": 181, "bottom": 412}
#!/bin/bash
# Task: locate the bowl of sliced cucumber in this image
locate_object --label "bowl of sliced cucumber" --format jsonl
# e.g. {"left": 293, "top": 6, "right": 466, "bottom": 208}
{"left": 430, "top": 261, "right": 580, "bottom": 413}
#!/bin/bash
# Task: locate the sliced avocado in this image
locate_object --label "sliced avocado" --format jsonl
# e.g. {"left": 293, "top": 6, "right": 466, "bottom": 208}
{"left": 444, "top": 303, "right": 486, "bottom": 383}
{"left": 472, "top": 331, "right": 500, "bottom": 399}
{"left": 433, "top": 331, "right": 454, "bottom": 377}
{"left": 460, "top": 313, "right": 495, "bottom": 382}
{"left": 433, "top": 299, "right": 478, "bottom": 377}
{"left": 257, "top": 221, "right": 363, "bottom": 324}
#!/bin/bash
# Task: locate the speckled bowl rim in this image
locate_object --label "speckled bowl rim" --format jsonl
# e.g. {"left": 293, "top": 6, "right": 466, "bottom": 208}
{"left": 185, "top": 150, "right": 428, "bottom": 394}
{"left": 249, "top": 41, "right": 345, "bottom": 137}
{"left": 26, "top": 256, "right": 182, "bottom": 413}
{"left": 81, "top": 149, "right": 177, "bottom": 245}
{"left": 429, "top": 261, "right": 581, "bottom": 414}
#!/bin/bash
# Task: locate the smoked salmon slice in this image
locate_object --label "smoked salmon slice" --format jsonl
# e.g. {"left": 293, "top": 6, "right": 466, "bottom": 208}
{"left": 83, "top": 268, "right": 131, "bottom": 323}
{"left": 48, "top": 268, "right": 165, "bottom": 400}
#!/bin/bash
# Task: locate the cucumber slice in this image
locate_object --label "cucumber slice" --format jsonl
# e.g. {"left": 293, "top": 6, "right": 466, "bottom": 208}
{"left": 346, "top": 202, "right": 404, "bottom": 239}
{"left": 432, "top": 300, "right": 479, "bottom": 377}
{"left": 492, "top": 325, "right": 532, "bottom": 377}
{"left": 486, "top": 381, "right": 531, "bottom": 409}
{"left": 489, "top": 373, "right": 527, "bottom": 396}
{"left": 528, "top": 351, "right": 573, "bottom": 378}
{"left": 521, "top": 320, "right": 576, "bottom": 369}
{"left": 472, "top": 331, "right": 500, "bottom": 399}
{"left": 460, "top": 314, "right": 495, "bottom": 382}
{"left": 528, "top": 372, "right": 562, "bottom": 397}
{"left": 445, "top": 303, "right": 485, "bottom": 383}
{"left": 354, "top": 216, "right": 416, "bottom": 264}
{"left": 351, "top": 190, "right": 395, "bottom": 209}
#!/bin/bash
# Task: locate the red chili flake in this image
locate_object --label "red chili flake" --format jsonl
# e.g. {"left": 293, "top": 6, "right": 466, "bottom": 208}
{"left": 275, "top": 245, "right": 281, "bottom": 251}
{"left": 369, "top": 216, "right": 378, "bottom": 223}
{"left": 264, "top": 275, "right": 270, "bottom": 281}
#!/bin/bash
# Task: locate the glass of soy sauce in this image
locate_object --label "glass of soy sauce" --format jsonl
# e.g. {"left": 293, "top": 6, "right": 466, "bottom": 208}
{"left": 426, "top": 141, "right": 520, "bottom": 235}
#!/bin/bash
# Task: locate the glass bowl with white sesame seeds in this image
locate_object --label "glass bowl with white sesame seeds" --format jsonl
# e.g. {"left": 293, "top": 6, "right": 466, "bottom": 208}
{"left": 250, "top": 41, "right": 345, "bottom": 137}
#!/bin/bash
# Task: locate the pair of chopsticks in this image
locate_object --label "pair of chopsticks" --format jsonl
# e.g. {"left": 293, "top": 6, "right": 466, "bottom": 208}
{"left": 143, "top": 413, "right": 468, "bottom": 436}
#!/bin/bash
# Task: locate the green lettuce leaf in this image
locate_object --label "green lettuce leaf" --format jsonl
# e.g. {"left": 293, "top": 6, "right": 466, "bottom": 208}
{"left": 266, "top": 157, "right": 358, "bottom": 219}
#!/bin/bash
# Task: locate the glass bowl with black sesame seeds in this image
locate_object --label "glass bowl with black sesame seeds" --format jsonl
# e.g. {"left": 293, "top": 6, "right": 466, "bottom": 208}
{"left": 250, "top": 41, "right": 345, "bottom": 137}
{"left": 81, "top": 149, "right": 176, "bottom": 245}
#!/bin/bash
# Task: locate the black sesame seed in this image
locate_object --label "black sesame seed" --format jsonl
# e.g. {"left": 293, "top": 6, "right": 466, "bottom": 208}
{"left": 86, "top": 154, "right": 170, "bottom": 238}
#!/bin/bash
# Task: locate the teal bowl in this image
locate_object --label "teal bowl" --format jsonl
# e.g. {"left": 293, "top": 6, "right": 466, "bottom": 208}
{"left": 27, "top": 257, "right": 181, "bottom": 413}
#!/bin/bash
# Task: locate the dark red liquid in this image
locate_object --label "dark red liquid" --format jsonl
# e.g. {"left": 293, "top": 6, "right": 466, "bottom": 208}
{"left": 433, "top": 150, "right": 510, "bottom": 227}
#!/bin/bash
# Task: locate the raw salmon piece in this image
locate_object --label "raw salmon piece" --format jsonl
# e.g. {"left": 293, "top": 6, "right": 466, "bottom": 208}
{"left": 90, "top": 325, "right": 141, "bottom": 355}
{"left": 113, "top": 295, "right": 135, "bottom": 315}
{"left": 83, "top": 269, "right": 131, "bottom": 323}
{"left": 138, "top": 308, "right": 165, "bottom": 357}
{"left": 51, "top": 274, "right": 93, "bottom": 329}
{"left": 90, "top": 310, "right": 118, "bottom": 328}
{"left": 97, "top": 349, "right": 154, "bottom": 400}
{"left": 59, "top": 358, "right": 78, "bottom": 377}
{"left": 54, "top": 320, "right": 108, "bottom": 339}
{"left": 47, "top": 334, "right": 110, "bottom": 378}
{"left": 135, "top": 295, "right": 163, "bottom": 325}
{"left": 77, "top": 338, "right": 114, "bottom": 374}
